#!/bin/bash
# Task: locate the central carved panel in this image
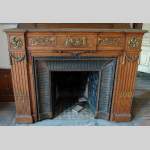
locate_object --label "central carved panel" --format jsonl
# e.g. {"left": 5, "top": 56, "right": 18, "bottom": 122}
{"left": 64, "top": 37, "right": 87, "bottom": 47}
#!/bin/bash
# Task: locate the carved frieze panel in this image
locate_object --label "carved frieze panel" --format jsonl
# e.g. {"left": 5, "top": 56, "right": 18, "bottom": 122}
{"left": 64, "top": 37, "right": 87, "bottom": 48}
{"left": 97, "top": 35, "right": 124, "bottom": 50}
{"left": 28, "top": 36, "right": 56, "bottom": 47}
{"left": 9, "top": 35, "right": 24, "bottom": 50}
{"left": 27, "top": 34, "right": 97, "bottom": 50}
{"left": 98, "top": 37, "right": 123, "bottom": 47}
{"left": 58, "top": 34, "right": 97, "bottom": 50}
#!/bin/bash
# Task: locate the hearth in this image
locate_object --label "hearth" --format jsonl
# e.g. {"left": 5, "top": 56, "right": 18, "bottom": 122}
{"left": 5, "top": 26, "right": 145, "bottom": 123}
{"left": 34, "top": 57, "right": 116, "bottom": 120}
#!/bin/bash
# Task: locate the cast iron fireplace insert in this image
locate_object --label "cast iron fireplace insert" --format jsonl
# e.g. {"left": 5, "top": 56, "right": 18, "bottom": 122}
{"left": 34, "top": 57, "right": 116, "bottom": 120}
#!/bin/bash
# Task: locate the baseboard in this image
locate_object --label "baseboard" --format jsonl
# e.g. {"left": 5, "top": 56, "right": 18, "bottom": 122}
{"left": 137, "top": 71, "right": 150, "bottom": 79}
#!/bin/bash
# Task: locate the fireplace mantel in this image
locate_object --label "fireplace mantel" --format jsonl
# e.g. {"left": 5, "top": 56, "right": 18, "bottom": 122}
{"left": 5, "top": 27, "right": 146, "bottom": 123}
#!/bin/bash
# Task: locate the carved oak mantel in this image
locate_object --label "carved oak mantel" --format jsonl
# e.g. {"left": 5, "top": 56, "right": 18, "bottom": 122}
{"left": 5, "top": 27, "right": 146, "bottom": 123}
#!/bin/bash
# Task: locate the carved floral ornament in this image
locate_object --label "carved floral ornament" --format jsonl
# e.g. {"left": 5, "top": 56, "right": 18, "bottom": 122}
{"left": 10, "top": 36, "right": 24, "bottom": 49}
{"left": 128, "top": 36, "right": 141, "bottom": 49}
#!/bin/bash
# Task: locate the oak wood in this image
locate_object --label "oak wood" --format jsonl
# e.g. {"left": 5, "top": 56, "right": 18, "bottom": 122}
{"left": 5, "top": 25, "right": 145, "bottom": 123}
{"left": 18, "top": 23, "right": 132, "bottom": 29}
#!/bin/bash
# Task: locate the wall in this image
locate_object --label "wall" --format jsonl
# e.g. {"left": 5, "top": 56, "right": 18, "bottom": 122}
{"left": 0, "top": 24, "right": 17, "bottom": 69}
{"left": 0, "top": 69, "right": 14, "bottom": 101}
{"left": 138, "top": 23, "right": 150, "bottom": 73}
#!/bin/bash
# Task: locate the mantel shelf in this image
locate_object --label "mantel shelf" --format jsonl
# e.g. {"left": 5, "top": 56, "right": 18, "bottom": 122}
{"left": 4, "top": 28, "right": 147, "bottom": 33}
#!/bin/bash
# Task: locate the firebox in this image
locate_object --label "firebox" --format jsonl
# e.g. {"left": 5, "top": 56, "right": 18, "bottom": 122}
{"left": 34, "top": 57, "right": 116, "bottom": 120}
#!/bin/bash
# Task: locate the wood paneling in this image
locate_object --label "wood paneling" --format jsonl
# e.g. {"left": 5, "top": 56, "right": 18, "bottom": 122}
{"left": 0, "top": 69, "right": 14, "bottom": 102}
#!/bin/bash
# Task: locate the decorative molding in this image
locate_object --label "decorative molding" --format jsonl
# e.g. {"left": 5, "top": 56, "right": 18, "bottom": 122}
{"left": 52, "top": 50, "right": 96, "bottom": 57}
{"left": 28, "top": 36, "right": 56, "bottom": 47}
{"left": 98, "top": 37, "right": 123, "bottom": 47}
{"left": 10, "top": 53, "right": 26, "bottom": 63}
{"left": 128, "top": 36, "right": 141, "bottom": 49}
{"left": 64, "top": 37, "right": 87, "bottom": 47}
{"left": 10, "top": 36, "right": 24, "bottom": 49}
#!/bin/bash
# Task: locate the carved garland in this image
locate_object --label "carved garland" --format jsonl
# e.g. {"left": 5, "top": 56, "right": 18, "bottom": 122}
{"left": 10, "top": 53, "right": 26, "bottom": 62}
{"left": 9, "top": 53, "right": 26, "bottom": 65}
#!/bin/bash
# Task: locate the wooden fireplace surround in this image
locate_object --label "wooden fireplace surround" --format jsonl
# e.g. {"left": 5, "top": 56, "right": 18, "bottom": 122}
{"left": 5, "top": 27, "right": 145, "bottom": 123}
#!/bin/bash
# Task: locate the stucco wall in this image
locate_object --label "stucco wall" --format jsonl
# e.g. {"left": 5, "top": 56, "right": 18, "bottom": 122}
{"left": 0, "top": 24, "right": 17, "bottom": 68}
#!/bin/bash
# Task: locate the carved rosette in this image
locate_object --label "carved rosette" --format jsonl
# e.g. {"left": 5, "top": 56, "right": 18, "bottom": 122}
{"left": 98, "top": 37, "right": 123, "bottom": 47}
{"left": 128, "top": 36, "right": 142, "bottom": 49}
{"left": 28, "top": 36, "right": 56, "bottom": 47}
{"left": 10, "top": 36, "right": 24, "bottom": 49}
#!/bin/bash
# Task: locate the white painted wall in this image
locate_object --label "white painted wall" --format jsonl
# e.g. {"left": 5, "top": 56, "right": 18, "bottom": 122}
{"left": 0, "top": 24, "right": 17, "bottom": 68}
{"left": 138, "top": 23, "right": 150, "bottom": 73}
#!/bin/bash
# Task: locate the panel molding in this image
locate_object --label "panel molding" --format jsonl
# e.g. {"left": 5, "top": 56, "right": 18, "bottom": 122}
{"left": 0, "top": 68, "right": 14, "bottom": 102}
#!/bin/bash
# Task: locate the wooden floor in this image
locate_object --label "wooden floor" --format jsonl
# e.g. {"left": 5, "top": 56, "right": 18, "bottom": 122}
{"left": 0, "top": 75, "right": 150, "bottom": 126}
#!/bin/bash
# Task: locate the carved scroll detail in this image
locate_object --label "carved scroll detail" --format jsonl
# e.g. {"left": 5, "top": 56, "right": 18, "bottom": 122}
{"left": 28, "top": 36, "right": 56, "bottom": 46}
{"left": 98, "top": 37, "right": 123, "bottom": 47}
{"left": 10, "top": 36, "right": 24, "bottom": 49}
{"left": 64, "top": 37, "right": 87, "bottom": 47}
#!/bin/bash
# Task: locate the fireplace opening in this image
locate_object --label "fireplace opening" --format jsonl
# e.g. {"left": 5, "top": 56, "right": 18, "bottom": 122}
{"left": 52, "top": 71, "right": 94, "bottom": 117}
{"left": 35, "top": 58, "right": 116, "bottom": 120}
